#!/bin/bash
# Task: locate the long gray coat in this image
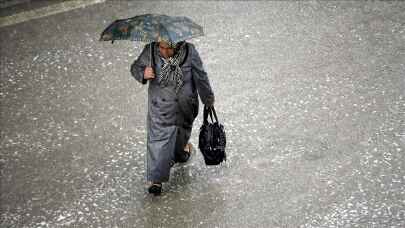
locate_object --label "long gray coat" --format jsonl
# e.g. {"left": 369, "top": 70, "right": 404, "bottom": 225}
{"left": 130, "top": 42, "right": 214, "bottom": 182}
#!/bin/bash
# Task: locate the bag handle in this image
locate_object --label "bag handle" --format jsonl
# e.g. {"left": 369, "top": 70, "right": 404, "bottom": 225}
{"left": 203, "top": 106, "right": 210, "bottom": 124}
{"left": 211, "top": 106, "right": 219, "bottom": 122}
{"left": 203, "top": 106, "right": 218, "bottom": 124}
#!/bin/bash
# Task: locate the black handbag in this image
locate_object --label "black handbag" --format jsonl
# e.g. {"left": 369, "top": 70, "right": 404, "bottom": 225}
{"left": 198, "top": 106, "right": 226, "bottom": 165}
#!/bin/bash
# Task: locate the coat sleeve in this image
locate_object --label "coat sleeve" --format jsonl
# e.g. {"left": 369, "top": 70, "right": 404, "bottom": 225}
{"left": 130, "top": 43, "right": 151, "bottom": 84}
{"left": 190, "top": 43, "right": 215, "bottom": 106}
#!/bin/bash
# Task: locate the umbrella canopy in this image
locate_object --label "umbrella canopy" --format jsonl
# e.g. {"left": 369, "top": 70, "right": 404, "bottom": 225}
{"left": 99, "top": 14, "right": 204, "bottom": 45}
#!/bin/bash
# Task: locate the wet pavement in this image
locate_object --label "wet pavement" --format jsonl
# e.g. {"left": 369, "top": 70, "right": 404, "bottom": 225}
{"left": 1, "top": 1, "right": 404, "bottom": 227}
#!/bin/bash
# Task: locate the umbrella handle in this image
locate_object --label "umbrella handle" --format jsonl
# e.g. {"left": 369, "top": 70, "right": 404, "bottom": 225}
{"left": 150, "top": 42, "right": 152, "bottom": 67}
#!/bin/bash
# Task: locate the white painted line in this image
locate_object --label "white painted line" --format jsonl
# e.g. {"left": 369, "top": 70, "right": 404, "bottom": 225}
{"left": 0, "top": 0, "right": 106, "bottom": 28}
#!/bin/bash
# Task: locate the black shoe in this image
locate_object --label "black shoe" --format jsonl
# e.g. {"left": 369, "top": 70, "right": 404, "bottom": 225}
{"left": 180, "top": 143, "right": 193, "bottom": 163}
{"left": 173, "top": 143, "right": 193, "bottom": 164}
{"left": 148, "top": 183, "right": 162, "bottom": 196}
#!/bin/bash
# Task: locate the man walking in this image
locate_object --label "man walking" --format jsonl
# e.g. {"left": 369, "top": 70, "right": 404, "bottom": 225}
{"left": 130, "top": 39, "right": 215, "bottom": 195}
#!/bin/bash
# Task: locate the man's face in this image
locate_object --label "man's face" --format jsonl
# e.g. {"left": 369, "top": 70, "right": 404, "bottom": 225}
{"left": 159, "top": 41, "right": 175, "bottom": 59}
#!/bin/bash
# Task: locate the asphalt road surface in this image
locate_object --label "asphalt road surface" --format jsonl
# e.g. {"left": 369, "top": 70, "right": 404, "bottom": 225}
{"left": 1, "top": 1, "right": 404, "bottom": 227}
